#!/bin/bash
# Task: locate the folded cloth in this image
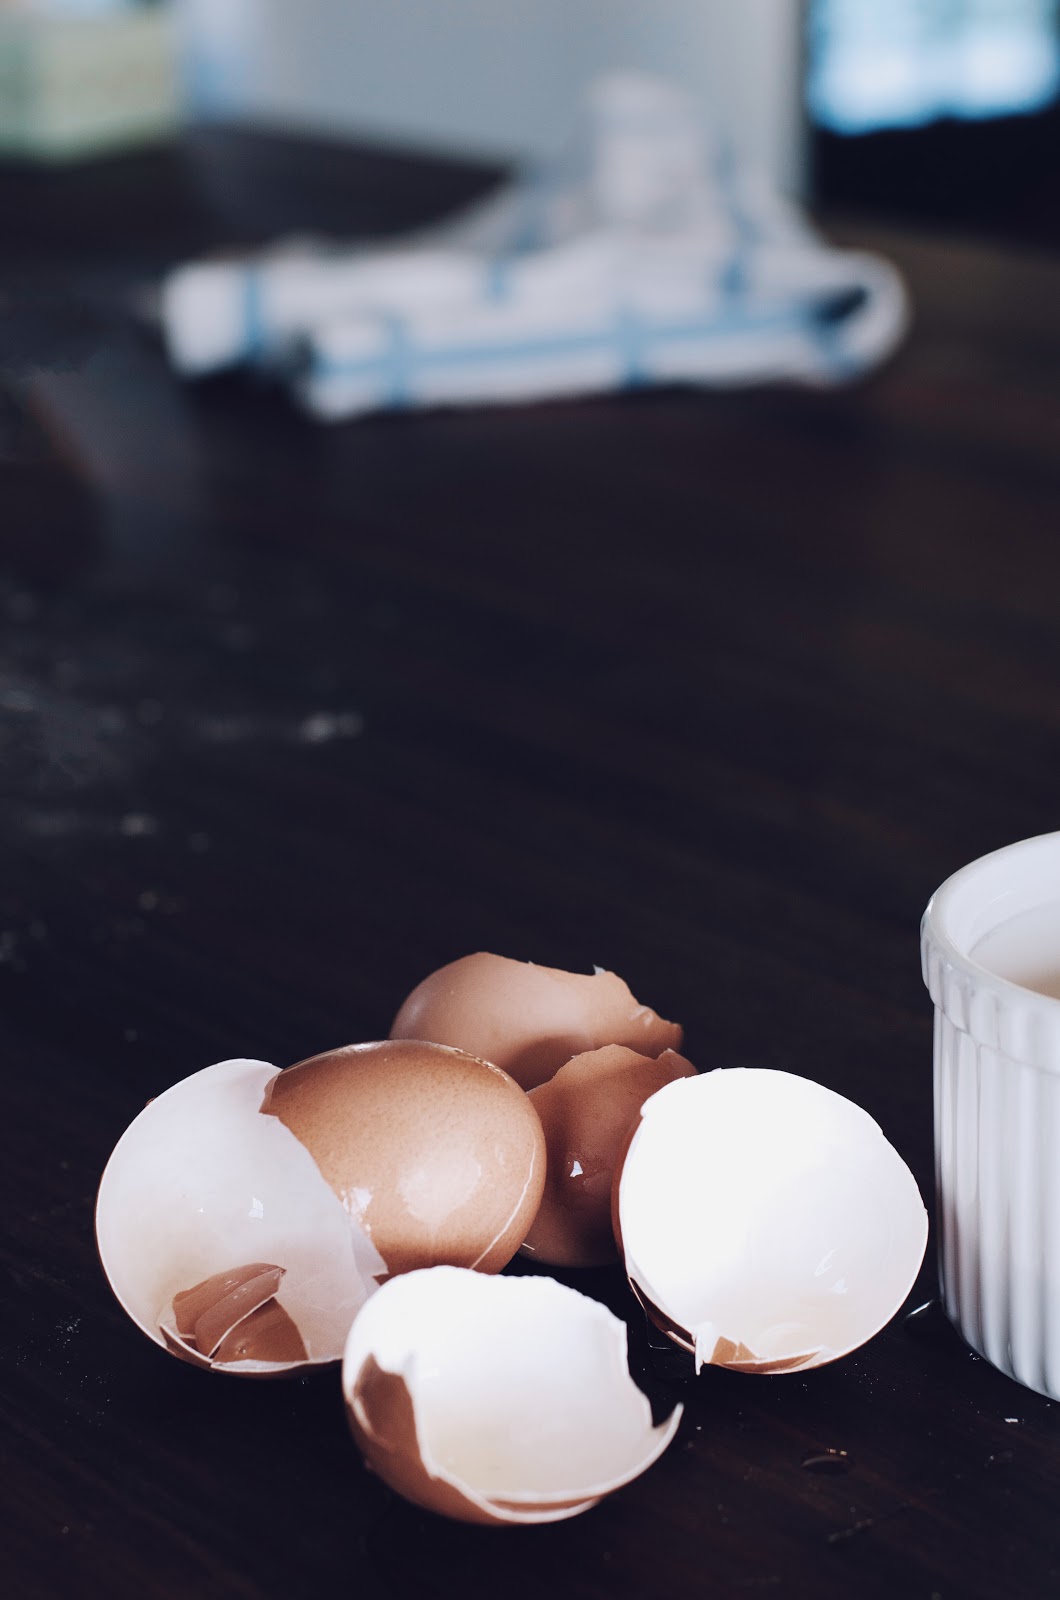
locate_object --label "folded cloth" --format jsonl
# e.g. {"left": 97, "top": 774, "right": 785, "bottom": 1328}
{"left": 160, "top": 75, "right": 909, "bottom": 420}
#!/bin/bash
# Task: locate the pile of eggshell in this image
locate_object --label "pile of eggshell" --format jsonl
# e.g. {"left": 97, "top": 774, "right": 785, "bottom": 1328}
{"left": 96, "top": 954, "right": 928, "bottom": 1526}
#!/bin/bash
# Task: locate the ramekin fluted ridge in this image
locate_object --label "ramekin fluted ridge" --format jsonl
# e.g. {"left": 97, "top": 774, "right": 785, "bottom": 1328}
{"left": 923, "top": 834, "right": 1060, "bottom": 1401}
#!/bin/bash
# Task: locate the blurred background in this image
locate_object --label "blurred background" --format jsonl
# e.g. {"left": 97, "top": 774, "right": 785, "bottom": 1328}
{"left": 1, "top": 0, "right": 1058, "bottom": 241}
{"left": 177, "top": 0, "right": 1060, "bottom": 244}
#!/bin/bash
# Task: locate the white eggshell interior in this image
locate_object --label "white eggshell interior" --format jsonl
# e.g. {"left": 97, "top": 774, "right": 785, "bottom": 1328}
{"left": 344, "top": 1267, "right": 681, "bottom": 1500}
{"left": 619, "top": 1069, "right": 928, "bottom": 1367}
{"left": 96, "top": 1058, "right": 384, "bottom": 1367}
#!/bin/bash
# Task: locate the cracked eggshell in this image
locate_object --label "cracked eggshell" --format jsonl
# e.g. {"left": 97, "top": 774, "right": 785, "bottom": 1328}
{"left": 95, "top": 1058, "right": 385, "bottom": 1376}
{"left": 521, "top": 1045, "right": 697, "bottom": 1268}
{"left": 343, "top": 1266, "right": 682, "bottom": 1525}
{"left": 390, "top": 952, "right": 683, "bottom": 1091}
{"left": 616, "top": 1069, "right": 928, "bottom": 1374}
{"left": 262, "top": 1040, "right": 546, "bottom": 1275}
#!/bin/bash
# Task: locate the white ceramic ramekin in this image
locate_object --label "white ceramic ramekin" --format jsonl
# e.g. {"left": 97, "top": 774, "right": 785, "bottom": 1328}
{"left": 922, "top": 834, "right": 1060, "bottom": 1400}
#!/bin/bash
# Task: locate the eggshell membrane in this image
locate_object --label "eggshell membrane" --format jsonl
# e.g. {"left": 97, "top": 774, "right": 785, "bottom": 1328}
{"left": 95, "top": 1059, "right": 384, "bottom": 1375}
{"left": 617, "top": 1069, "right": 929, "bottom": 1374}
{"left": 343, "top": 1267, "right": 683, "bottom": 1525}
{"left": 262, "top": 1040, "right": 546, "bottom": 1276}
{"left": 390, "top": 953, "right": 683, "bottom": 1091}
{"left": 521, "top": 1046, "right": 697, "bottom": 1267}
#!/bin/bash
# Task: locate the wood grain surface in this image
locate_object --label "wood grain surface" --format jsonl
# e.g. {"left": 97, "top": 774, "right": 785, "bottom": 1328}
{"left": 1, "top": 129, "right": 1058, "bottom": 1600}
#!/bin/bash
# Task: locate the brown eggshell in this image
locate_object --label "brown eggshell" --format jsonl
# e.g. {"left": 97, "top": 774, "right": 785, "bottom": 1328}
{"left": 172, "top": 1263, "right": 286, "bottom": 1356}
{"left": 521, "top": 1046, "right": 697, "bottom": 1267}
{"left": 390, "top": 953, "right": 683, "bottom": 1091}
{"left": 262, "top": 1040, "right": 546, "bottom": 1276}
{"left": 348, "top": 1357, "right": 557, "bottom": 1526}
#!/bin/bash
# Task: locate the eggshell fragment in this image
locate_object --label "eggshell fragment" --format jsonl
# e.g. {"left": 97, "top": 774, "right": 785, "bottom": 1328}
{"left": 521, "top": 1046, "right": 697, "bottom": 1267}
{"left": 96, "top": 1059, "right": 386, "bottom": 1375}
{"left": 343, "top": 1267, "right": 683, "bottom": 1524}
{"left": 168, "top": 1263, "right": 290, "bottom": 1358}
{"left": 616, "top": 1069, "right": 928, "bottom": 1374}
{"left": 390, "top": 953, "right": 683, "bottom": 1091}
{"left": 262, "top": 1040, "right": 546, "bottom": 1275}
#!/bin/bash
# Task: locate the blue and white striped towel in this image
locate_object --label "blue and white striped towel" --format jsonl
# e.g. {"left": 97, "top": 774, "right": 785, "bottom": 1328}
{"left": 160, "top": 75, "right": 909, "bottom": 421}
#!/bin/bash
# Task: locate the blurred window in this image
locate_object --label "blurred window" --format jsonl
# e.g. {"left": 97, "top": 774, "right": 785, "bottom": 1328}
{"left": 807, "top": 0, "right": 1060, "bottom": 247}
{"left": 808, "top": 0, "right": 1060, "bottom": 133}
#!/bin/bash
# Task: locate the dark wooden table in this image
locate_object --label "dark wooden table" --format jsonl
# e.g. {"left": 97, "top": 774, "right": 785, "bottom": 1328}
{"left": 2, "top": 129, "right": 1058, "bottom": 1600}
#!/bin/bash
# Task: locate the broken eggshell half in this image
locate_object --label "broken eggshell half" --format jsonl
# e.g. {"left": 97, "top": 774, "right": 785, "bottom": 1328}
{"left": 390, "top": 952, "right": 683, "bottom": 1091}
{"left": 96, "top": 1057, "right": 385, "bottom": 1376}
{"left": 96, "top": 1041, "right": 546, "bottom": 1375}
{"left": 343, "top": 1266, "right": 683, "bottom": 1525}
{"left": 521, "top": 1045, "right": 697, "bottom": 1268}
{"left": 615, "top": 1069, "right": 928, "bottom": 1374}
